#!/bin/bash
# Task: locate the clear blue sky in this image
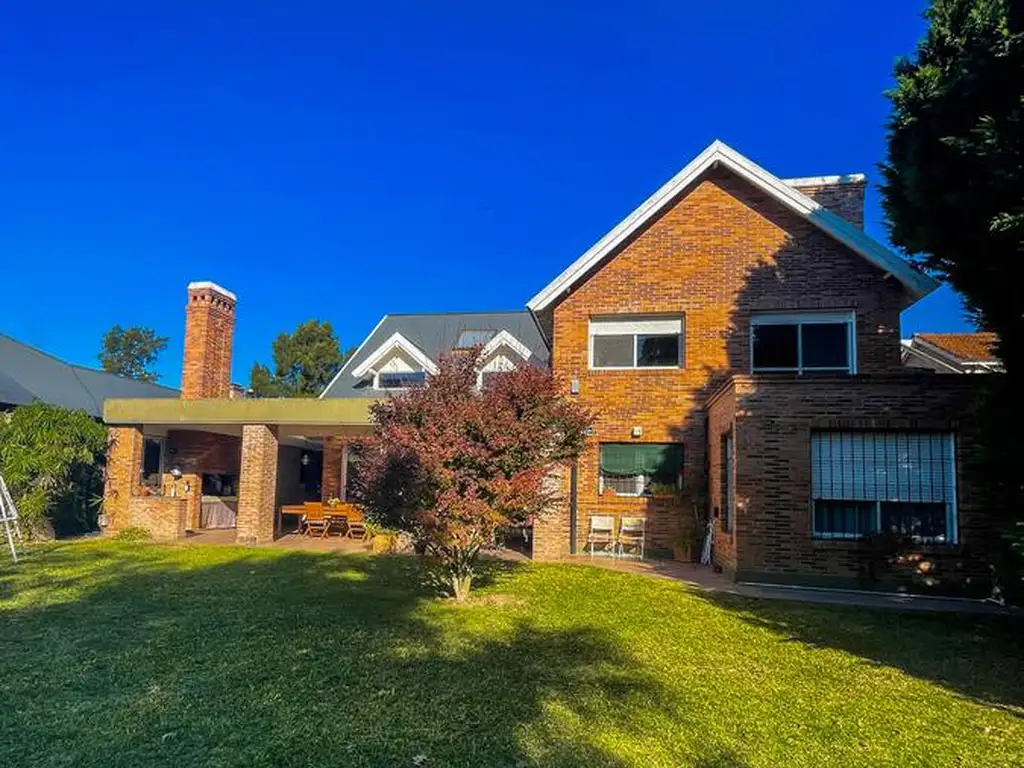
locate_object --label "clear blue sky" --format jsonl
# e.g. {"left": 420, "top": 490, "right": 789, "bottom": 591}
{"left": 0, "top": 0, "right": 972, "bottom": 386}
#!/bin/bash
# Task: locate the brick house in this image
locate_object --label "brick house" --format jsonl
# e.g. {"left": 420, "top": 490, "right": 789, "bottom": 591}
{"left": 103, "top": 141, "right": 996, "bottom": 593}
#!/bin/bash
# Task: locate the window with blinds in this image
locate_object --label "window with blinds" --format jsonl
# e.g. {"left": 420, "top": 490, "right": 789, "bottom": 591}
{"left": 589, "top": 316, "right": 684, "bottom": 369}
{"left": 810, "top": 431, "right": 957, "bottom": 543}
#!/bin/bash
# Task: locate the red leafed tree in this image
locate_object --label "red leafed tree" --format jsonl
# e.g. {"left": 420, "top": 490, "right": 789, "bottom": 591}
{"left": 355, "top": 350, "right": 593, "bottom": 600}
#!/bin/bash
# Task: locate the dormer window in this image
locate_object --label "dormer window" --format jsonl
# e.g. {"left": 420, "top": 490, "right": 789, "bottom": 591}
{"left": 349, "top": 332, "right": 439, "bottom": 392}
{"left": 475, "top": 330, "right": 533, "bottom": 388}
{"left": 455, "top": 330, "right": 498, "bottom": 349}
{"left": 376, "top": 371, "right": 426, "bottom": 389}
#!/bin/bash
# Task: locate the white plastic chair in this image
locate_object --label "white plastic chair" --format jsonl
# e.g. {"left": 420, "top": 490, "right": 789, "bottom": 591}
{"left": 586, "top": 515, "right": 616, "bottom": 558}
{"left": 617, "top": 517, "right": 646, "bottom": 560}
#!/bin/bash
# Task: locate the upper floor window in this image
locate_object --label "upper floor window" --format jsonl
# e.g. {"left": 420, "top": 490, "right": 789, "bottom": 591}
{"left": 750, "top": 311, "right": 856, "bottom": 374}
{"left": 589, "top": 316, "right": 684, "bottom": 370}
{"left": 376, "top": 371, "right": 426, "bottom": 389}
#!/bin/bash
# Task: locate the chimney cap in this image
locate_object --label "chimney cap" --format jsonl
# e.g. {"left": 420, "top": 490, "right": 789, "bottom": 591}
{"left": 187, "top": 281, "right": 237, "bottom": 302}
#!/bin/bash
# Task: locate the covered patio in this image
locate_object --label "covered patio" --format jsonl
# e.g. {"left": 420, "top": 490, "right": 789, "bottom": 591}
{"left": 103, "top": 397, "right": 378, "bottom": 544}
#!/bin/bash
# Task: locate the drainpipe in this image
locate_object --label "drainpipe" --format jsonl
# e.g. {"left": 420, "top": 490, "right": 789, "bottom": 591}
{"left": 569, "top": 460, "right": 578, "bottom": 556}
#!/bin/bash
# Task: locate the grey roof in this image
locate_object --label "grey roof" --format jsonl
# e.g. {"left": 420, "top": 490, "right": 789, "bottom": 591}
{"left": 321, "top": 311, "right": 549, "bottom": 398}
{"left": 0, "top": 334, "right": 179, "bottom": 417}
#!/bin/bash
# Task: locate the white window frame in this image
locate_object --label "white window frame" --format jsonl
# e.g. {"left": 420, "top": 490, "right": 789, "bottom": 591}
{"left": 810, "top": 431, "right": 958, "bottom": 544}
{"left": 588, "top": 316, "right": 685, "bottom": 371}
{"left": 750, "top": 311, "right": 857, "bottom": 375}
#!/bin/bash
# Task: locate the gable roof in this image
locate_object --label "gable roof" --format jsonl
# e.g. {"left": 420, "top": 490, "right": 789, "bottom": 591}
{"left": 0, "top": 334, "right": 179, "bottom": 417}
{"left": 526, "top": 140, "right": 939, "bottom": 311}
{"left": 320, "top": 311, "right": 549, "bottom": 399}
{"left": 349, "top": 331, "right": 441, "bottom": 378}
{"left": 915, "top": 333, "right": 1001, "bottom": 364}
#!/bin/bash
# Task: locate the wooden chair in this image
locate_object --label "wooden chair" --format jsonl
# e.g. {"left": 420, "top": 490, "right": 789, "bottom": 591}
{"left": 617, "top": 516, "right": 646, "bottom": 560}
{"left": 344, "top": 506, "right": 367, "bottom": 540}
{"left": 586, "top": 515, "right": 616, "bottom": 558}
{"left": 302, "top": 504, "right": 329, "bottom": 539}
{"left": 325, "top": 513, "right": 348, "bottom": 537}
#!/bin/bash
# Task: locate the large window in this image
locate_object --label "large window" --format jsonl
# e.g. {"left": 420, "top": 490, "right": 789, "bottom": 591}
{"left": 599, "top": 443, "right": 683, "bottom": 496}
{"left": 376, "top": 371, "right": 426, "bottom": 389}
{"left": 751, "top": 312, "right": 855, "bottom": 374}
{"left": 141, "top": 436, "right": 164, "bottom": 489}
{"left": 811, "top": 431, "right": 957, "bottom": 543}
{"left": 590, "top": 316, "right": 684, "bottom": 370}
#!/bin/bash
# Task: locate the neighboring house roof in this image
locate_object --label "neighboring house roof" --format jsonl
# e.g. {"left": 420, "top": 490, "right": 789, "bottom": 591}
{"left": 0, "top": 334, "right": 179, "bottom": 417}
{"left": 320, "top": 311, "right": 549, "bottom": 398}
{"left": 901, "top": 333, "right": 1003, "bottom": 373}
{"left": 526, "top": 140, "right": 939, "bottom": 312}
{"left": 916, "top": 333, "right": 1000, "bottom": 364}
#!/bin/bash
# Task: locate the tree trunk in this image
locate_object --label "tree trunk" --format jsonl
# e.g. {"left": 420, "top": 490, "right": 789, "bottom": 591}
{"left": 451, "top": 573, "right": 473, "bottom": 602}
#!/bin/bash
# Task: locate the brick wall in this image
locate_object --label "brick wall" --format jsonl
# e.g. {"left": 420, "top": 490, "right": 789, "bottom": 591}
{"left": 182, "top": 282, "right": 236, "bottom": 399}
{"left": 163, "top": 429, "right": 241, "bottom": 529}
{"left": 786, "top": 178, "right": 866, "bottom": 230}
{"left": 128, "top": 497, "right": 188, "bottom": 540}
{"left": 725, "top": 374, "right": 992, "bottom": 593}
{"left": 706, "top": 381, "right": 737, "bottom": 574}
{"left": 104, "top": 426, "right": 143, "bottom": 532}
{"left": 534, "top": 168, "right": 909, "bottom": 559}
{"left": 236, "top": 424, "right": 278, "bottom": 544}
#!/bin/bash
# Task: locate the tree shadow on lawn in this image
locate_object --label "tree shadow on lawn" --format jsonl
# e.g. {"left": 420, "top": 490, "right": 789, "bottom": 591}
{"left": 0, "top": 544, "right": 724, "bottom": 767}
{"left": 693, "top": 589, "right": 1024, "bottom": 717}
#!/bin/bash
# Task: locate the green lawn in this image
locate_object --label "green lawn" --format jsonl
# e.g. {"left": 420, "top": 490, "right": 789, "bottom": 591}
{"left": 1, "top": 542, "right": 1021, "bottom": 767}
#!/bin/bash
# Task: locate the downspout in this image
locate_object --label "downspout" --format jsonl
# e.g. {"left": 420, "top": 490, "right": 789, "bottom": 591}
{"left": 569, "top": 459, "right": 578, "bottom": 556}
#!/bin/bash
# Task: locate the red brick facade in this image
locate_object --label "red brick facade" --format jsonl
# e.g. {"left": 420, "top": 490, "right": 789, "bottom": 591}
{"left": 533, "top": 168, "right": 906, "bottom": 559}
{"left": 707, "top": 375, "right": 992, "bottom": 593}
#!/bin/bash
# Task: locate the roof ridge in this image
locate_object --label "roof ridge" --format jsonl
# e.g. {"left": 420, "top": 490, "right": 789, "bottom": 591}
{"left": 385, "top": 310, "right": 529, "bottom": 317}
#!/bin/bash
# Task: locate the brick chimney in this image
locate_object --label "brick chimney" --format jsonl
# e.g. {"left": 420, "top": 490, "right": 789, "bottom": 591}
{"left": 784, "top": 175, "right": 866, "bottom": 230}
{"left": 182, "top": 281, "right": 236, "bottom": 399}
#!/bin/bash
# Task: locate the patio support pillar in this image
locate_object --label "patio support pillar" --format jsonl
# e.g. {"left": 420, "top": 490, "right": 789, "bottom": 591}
{"left": 103, "top": 426, "right": 144, "bottom": 533}
{"left": 237, "top": 424, "right": 278, "bottom": 544}
{"left": 321, "top": 436, "right": 346, "bottom": 502}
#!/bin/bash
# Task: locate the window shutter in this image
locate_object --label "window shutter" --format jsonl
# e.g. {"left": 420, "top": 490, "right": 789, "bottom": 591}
{"left": 811, "top": 432, "right": 954, "bottom": 503}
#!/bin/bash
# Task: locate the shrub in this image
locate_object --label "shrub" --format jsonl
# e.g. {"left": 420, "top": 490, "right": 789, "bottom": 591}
{"left": 0, "top": 403, "right": 108, "bottom": 539}
{"left": 113, "top": 526, "right": 152, "bottom": 542}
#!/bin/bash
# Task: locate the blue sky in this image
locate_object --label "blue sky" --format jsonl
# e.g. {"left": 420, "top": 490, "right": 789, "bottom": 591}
{"left": 0, "top": 1, "right": 971, "bottom": 386}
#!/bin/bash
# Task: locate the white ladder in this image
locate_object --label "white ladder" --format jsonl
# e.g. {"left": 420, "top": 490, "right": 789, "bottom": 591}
{"left": 0, "top": 474, "right": 24, "bottom": 563}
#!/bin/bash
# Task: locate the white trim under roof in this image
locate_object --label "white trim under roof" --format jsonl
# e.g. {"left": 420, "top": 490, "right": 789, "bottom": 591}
{"left": 187, "top": 281, "right": 237, "bottom": 301}
{"left": 318, "top": 315, "right": 389, "bottom": 398}
{"left": 526, "top": 140, "right": 938, "bottom": 312}
{"left": 481, "top": 329, "right": 532, "bottom": 361}
{"left": 350, "top": 332, "right": 439, "bottom": 378}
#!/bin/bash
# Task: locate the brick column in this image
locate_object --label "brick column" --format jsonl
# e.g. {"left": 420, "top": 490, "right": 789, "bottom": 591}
{"left": 321, "top": 436, "right": 345, "bottom": 502}
{"left": 104, "top": 426, "right": 143, "bottom": 533}
{"left": 236, "top": 424, "right": 279, "bottom": 544}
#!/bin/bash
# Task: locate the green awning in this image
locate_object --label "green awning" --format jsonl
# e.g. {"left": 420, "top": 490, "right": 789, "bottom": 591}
{"left": 599, "top": 443, "right": 682, "bottom": 480}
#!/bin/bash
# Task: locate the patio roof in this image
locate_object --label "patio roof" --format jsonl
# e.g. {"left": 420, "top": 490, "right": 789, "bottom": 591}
{"left": 104, "top": 397, "right": 380, "bottom": 437}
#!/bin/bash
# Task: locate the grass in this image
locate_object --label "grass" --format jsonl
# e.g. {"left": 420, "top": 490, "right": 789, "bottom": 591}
{"left": 1, "top": 542, "right": 1022, "bottom": 767}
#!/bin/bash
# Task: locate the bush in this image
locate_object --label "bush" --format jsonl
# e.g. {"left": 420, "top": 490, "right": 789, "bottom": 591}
{"left": 0, "top": 403, "right": 108, "bottom": 539}
{"left": 113, "top": 526, "right": 152, "bottom": 542}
